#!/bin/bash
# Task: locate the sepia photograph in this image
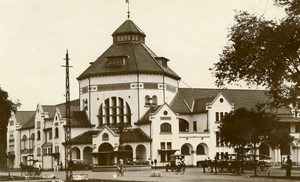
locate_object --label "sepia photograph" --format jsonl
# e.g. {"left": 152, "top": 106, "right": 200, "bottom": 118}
{"left": 0, "top": 0, "right": 299, "bottom": 181}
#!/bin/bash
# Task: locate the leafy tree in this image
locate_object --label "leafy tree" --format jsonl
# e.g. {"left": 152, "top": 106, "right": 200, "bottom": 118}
{"left": 220, "top": 105, "right": 277, "bottom": 175}
{"left": 0, "top": 87, "right": 19, "bottom": 169}
{"left": 211, "top": 0, "right": 300, "bottom": 107}
{"left": 266, "top": 126, "right": 294, "bottom": 165}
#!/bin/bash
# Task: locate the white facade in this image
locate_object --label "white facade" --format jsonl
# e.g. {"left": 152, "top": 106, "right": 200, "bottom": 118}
{"left": 6, "top": 19, "right": 300, "bottom": 170}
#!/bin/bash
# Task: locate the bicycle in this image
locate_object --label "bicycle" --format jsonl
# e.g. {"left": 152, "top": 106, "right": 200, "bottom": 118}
{"left": 175, "top": 163, "right": 185, "bottom": 175}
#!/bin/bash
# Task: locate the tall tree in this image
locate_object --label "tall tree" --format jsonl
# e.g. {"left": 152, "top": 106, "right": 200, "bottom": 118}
{"left": 0, "top": 87, "right": 19, "bottom": 169}
{"left": 220, "top": 105, "right": 277, "bottom": 176}
{"left": 211, "top": 0, "right": 300, "bottom": 107}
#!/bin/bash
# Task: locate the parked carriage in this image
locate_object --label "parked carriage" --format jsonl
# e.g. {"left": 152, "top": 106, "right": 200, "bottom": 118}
{"left": 198, "top": 154, "right": 272, "bottom": 173}
{"left": 165, "top": 154, "right": 185, "bottom": 172}
{"left": 20, "top": 161, "right": 42, "bottom": 176}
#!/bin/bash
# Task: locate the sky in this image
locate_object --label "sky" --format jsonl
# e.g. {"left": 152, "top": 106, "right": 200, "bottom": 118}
{"left": 0, "top": 0, "right": 285, "bottom": 111}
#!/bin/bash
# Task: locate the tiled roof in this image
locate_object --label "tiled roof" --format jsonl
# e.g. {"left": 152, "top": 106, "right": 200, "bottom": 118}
{"left": 170, "top": 88, "right": 270, "bottom": 114}
{"left": 112, "top": 20, "right": 145, "bottom": 36}
{"left": 67, "top": 130, "right": 100, "bottom": 145}
{"left": 15, "top": 111, "right": 35, "bottom": 126}
{"left": 69, "top": 111, "right": 94, "bottom": 128}
{"left": 121, "top": 128, "right": 152, "bottom": 143}
{"left": 42, "top": 99, "right": 80, "bottom": 119}
{"left": 136, "top": 105, "right": 161, "bottom": 125}
{"left": 19, "top": 115, "right": 35, "bottom": 130}
{"left": 78, "top": 43, "right": 180, "bottom": 80}
{"left": 193, "top": 96, "right": 216, "bottom": 113}
{"left": 77, "top": 19, "right": 180, "bottom": 81}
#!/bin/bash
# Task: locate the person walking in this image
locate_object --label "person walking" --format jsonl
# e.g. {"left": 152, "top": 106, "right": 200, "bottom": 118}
{"left": 54, "top": 160, "right": 58, "bottom": 172}
{"left": 286, "top": 155, "right": 292, "bottom": 178}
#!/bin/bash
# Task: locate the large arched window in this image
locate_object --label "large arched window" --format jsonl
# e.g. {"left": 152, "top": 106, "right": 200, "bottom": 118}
{"left": 160, "top": 123, "right": 171, "bottom": 133}
{"left": 181, "top": 144, "right": 190, "bottom": 155}
{"left": 196, "top": 144, "right": 205, "bottom": 155}
{"left": 98, "top": 97, "right": 132, "bottom": 127}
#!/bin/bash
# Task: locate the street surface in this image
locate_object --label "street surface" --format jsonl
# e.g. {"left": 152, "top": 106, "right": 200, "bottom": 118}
{"left": 1, "top": 167, "right": 300, "bottom": 182}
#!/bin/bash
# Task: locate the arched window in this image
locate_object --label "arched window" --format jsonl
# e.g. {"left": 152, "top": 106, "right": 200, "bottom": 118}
{"left": 98, "top": 97, "right": 132, "bottom": 127}
{"left": 102, "top": 133, "right": 109, "bottom": 141}
{"left": 54, "top": 127, "right": 59, "bottom": 138}
{"left": 181, "top": 145, "right": 190, "bottom": 155}
{"left": 179, "top": 118, "right": 189, "bottom": 132}
{"left": 145, "top": 95, "right": 151, "bottom": 105}
{"left": 152, "top": 95, "right": 157, "bottom": 105}
{"left": 160, "top": 123, "right": 171, "bottom": 133}
{"left": 37, "top": 131, "right": 41, "bottom": 140}
{"left": 30, "top": 133, "right": 35, "bottom": 149}
{"left": 196, "top": 144, "right": 205, "bottom": 155}
{"left": 21, "top": 135, "right": 27, "bottom": 150}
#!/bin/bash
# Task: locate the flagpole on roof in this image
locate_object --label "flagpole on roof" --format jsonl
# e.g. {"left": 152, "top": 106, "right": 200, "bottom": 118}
{"left": 126, "top": 0, "right": 130, "bottom": 19}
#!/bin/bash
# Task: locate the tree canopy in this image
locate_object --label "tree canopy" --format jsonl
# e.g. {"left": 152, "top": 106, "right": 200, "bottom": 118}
{"left": 0, "top": 87, "right": 18, "bottom": 131}
{"left": 220, "top": 105, "right": 278, "bottom": 175}
{"left": 0, "top": 87, "right": 19, "bottom": 169}
{"left": 220, "top": 105, "right": 276, "bottom": 149}
{"left": 211, "top": 0, "right": 300, "bottom": 107}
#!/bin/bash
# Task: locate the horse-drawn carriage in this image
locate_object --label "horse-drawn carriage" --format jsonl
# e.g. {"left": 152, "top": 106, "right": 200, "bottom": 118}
{"left": 20, "top": 160, "right": 42, "bottom": 176}
{"left": 197, "top": 154, "right": 272, "bottom": 173}
{"left": 165, "top": 154, "right": 185, "bottom": 173}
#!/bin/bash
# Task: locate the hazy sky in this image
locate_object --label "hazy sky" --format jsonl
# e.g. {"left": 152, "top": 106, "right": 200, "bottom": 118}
{"left": 0, "top": 0, "right": 285, "bottom": 111}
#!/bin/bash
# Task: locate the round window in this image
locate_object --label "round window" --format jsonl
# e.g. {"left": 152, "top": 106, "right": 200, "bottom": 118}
{"left": 220, "top": 98, "right": 224, "bottom": 103}
{"left": 163, "top": 111, "right": 168, "bottom": 115}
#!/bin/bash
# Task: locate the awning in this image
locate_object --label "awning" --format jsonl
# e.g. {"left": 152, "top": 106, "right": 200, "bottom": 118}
{"left": 48, "top": 153, "right": 60, "bottom": 159}
{"left": 42, "top": 142, "right": 53, "bottom": 147}
{"left": 157, "top": 149, "right": 178, "bottom": 154}
{"left": 91, "top": 151, "right": 112, "bottom": 156}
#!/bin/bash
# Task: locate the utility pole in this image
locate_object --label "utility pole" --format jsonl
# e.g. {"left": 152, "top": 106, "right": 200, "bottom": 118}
{"left": 62, "top": 50, "right": 72, "bottom": 181}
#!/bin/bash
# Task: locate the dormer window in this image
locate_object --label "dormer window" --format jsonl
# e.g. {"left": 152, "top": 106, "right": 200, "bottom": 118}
{"left": 106, "top": 56, "right": 127, "bottom": 67}
{"left": 155, "top": 57, "right": 169, "bottom": 68}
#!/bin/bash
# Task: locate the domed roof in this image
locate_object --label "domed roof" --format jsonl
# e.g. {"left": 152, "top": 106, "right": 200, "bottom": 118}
{"left": 77, "top": 19, "right": 180, "bottom": 81}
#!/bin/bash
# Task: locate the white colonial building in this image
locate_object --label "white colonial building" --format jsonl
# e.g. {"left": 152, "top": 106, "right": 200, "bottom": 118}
{"left": 7, "top": 19, "right": 300, "bottom": 169}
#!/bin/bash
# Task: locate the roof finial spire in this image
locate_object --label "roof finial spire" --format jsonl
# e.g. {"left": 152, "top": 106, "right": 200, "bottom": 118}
{"left": 126, "top": 0, "right": 130, "bottom": 19}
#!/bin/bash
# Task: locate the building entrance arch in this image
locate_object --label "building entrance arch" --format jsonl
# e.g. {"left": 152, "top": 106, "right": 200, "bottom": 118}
{"left": 98, "top": 143, "right": 113, "bottom": 166}
{"left": 83, "top": 147, "right": 93, "bottom": 163}
{"left": 71, "top": 147, "right": 80, "bottom": 159}
{"left": 136, "top": 145, "right": 147, "bottom": 164}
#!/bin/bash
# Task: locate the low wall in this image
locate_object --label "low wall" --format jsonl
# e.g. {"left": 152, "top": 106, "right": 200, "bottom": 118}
{"left": 92, "top": 165, "right": 151, "bottom": 172}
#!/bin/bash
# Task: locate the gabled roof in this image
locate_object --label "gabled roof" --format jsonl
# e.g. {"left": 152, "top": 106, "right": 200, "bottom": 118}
{"left": 121, "top": 128, "right": 151, "bottom": 143}
{"left": 15, "top": 111, "right": 35, "bottom": 126}
{"left": 170, "top": 88, "right": 270, "bottom": 114}
{"left": 193, "top": 96, "right": 216, "bottom": 113}
{"left": 136, "top": 105, "right": 161, "bottom": 125}
{"left": 112, "top": 20, "right": 145, "bottom": 36}
{"left": 66, "top": 130, "right": 100, "bottom": 145}
{"left": 42, "top": 99, "right": 80, "bottom": 119}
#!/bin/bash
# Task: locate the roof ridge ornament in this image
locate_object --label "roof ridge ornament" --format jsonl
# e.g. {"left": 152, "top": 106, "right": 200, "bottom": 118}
{"left": 126, "top": 0, "right": 130, "bottom": 19}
